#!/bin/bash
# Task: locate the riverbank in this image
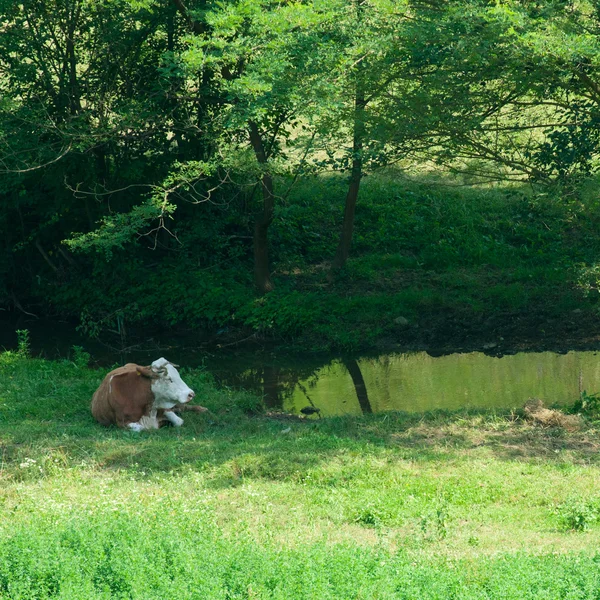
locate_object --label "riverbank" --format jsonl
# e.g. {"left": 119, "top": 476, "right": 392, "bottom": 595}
{"left": 8, "top": 173, "right": 600, "bottom": 357}
{"left": 3, "top": 353, "right": 600, "bottom": 598}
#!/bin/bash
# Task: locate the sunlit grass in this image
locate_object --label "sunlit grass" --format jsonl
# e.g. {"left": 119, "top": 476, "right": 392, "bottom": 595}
{"left": 3, "top": 354, "right": 600, "bottom": 597}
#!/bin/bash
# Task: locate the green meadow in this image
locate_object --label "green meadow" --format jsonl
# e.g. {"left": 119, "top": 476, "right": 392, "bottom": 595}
{"left": 3, "top": 352, "right": 600, "bottom": 598}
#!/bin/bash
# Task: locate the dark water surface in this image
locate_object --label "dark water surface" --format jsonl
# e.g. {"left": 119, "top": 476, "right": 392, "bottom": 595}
{"left": 2, "top": 317, "right": 599, "bottom": 417}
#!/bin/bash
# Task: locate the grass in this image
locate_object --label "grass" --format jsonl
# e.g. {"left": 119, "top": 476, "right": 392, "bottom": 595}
{"left": 39, "top": 170, "right": 600, "bottom": 353}
{"left": 251, "top": 172, "right": 600, "bottom": 350}
{"left": 3, "top": 353, "right": 600, "bottom": 598}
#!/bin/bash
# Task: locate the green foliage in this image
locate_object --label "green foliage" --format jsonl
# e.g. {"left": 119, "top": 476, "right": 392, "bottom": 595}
{"left": 71, "top": 345, "right": 91, "bottom": 369}
{"left": 555, "top": 497, "right": 600, "bottom": 532}
{"left": 4, "top": 515, "right": 600, "bottom": 599}
{"left": 5, "top": 0, "right": 600, "bottom": 352}
{"left": 420, "top": 501, "right": 449, "bottom": 541}
{"left": 65, "top": 201, "right": 167, "bottom": 260}
{"left": 571, "top": 391, "right": 600, "bottom": 416}
{"left": 232, "top": 389, "right": 265, "bottom": 415}
{"left": 351, "top": 502, "right": 393, "bottom": 528}
{"left": 25, "top": 172, "right": 599, "bottom": 351}
{"left": 16, "top": 329, "right": 31, "bottom": 359}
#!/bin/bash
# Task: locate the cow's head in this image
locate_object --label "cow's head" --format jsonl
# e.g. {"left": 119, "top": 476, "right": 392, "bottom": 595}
{"left": 147, "top": 357, "right": 195, "bottom": 409}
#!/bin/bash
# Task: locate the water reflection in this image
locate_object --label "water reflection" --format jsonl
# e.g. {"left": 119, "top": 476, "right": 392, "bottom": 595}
{"left": 2, "top": 317, "right": 599, "bottom": 417}
{"left": 220, "top": 351, "right": 600, "bottom": 417}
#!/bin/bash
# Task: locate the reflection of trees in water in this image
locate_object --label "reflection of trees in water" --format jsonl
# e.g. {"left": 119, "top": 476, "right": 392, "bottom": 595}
{"left": 209, "top": 354, "right": 375, "bottom": 415}
{"left": 210, "top": 358, "right": 327, "bottom": 411}
{"left": 211, "top": 350, "right": 600, "bottom": 416}
{"left": 262, "top": 365, "right": 280, "bottom": 408}
{"left": 343, "top": 358, "right": 372, "bottom": 414}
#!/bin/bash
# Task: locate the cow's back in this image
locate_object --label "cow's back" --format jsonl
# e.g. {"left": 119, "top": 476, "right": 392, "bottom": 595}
{"left": 91, "top": 372, "right": 115, "bottom": 425}
{"left": 91, "top": 364, "right": 153, "bottom": 427}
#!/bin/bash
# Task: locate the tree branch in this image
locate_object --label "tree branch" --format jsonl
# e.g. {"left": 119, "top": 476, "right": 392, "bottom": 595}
{"left": 170, "top": 0, "right": 206, "bottom": 35}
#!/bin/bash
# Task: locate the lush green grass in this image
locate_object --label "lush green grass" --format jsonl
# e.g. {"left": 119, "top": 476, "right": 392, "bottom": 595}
{"left": 4, "top": 353, "right": 600, "bottom": 598}
{"left": 261, "top": 173, "right": 600, "bottom": 349}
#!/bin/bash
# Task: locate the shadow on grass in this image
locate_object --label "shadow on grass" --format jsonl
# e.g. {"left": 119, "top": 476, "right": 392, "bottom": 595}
{"left": 387, "top": 418, "right": 600, "bottom": 462}
{"left": 2, "top": 408, "right": 599, "bottom": 487}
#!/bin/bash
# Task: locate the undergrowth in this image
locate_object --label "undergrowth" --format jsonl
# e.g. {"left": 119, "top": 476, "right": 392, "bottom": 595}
{"left": 37, "top": 172, "right": 600, "bottom": 351}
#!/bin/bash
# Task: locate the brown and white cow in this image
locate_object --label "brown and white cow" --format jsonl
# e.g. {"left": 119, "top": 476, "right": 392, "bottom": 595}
{"left": 91, "top": 357, "right": 206, "bottom": 431}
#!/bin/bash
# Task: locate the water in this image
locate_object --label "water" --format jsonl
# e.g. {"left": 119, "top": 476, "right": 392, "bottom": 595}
{"left": 208, "top": 350, "right": 600, "bottom": 417}
{"left": 2, "top": 317, "right": 599, "bottom": 417}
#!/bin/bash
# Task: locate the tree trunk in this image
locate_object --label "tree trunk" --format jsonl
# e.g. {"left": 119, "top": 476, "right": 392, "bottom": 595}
{"left": 262, "top": 365, "right": 281, "bottom": 409}
{"left": 331, "top": 78, "right": 366, "bottom": 273}
{"left": 331, "top": 151, "right": 362, "bottom": 271}
{"left": 249, "top": 121, "right": 275, "bottom": 293}
{"left": 171, "top": 0, "right": 273, "bottom": 290}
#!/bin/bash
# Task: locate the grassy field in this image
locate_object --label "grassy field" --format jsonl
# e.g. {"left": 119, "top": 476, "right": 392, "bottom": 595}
{"left": 3, "top": 352, "right": 600, "bottom": 598}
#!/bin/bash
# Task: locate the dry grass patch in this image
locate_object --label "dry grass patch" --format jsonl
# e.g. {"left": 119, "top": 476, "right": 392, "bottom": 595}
{"left": 524, "top": 398, "right": 583, "bottom": 431}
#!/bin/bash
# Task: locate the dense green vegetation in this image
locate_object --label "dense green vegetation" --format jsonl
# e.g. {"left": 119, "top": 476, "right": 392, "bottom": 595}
{"left": 5, "top": 3, "right": 600, "bottom": 593}
{"left": 8, "top": 172, "right": 600, "bottom": 351}
{"left": 3, "top": 1, "right": 600, "bottom": 349}
{"left": 64, "top": 172, "right": 600, "bottom": 351}
{"left": 3, "top": 353, "right": 600, "bottom": 598}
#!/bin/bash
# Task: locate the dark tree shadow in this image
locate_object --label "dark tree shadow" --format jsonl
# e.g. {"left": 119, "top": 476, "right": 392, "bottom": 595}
{"left": 343, "top": 358, "right": 372, "bottom": 414}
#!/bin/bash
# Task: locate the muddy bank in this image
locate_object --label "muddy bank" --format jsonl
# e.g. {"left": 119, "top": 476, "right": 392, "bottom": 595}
{"left": 2, "top": 305, "right": 600, "bottom": 363}
{"left": 369, "top": 307, "right": 600, "bottom": 357}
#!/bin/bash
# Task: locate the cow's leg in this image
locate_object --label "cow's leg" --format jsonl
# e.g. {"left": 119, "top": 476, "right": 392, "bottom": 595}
{"left": 127, "top": 414, "right": 160, "bottom": 432}
{"left": 163, "top": 410, "right": 184, "bottom": 427}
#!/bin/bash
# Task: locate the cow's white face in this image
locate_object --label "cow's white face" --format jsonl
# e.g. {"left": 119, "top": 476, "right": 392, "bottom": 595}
{"left": 150, "top": 358, "right": 195, "bottom": 409}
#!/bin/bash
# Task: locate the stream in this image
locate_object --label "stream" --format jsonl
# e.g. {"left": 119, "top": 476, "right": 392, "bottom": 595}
{"left": 2, "top": 317, "right": 599, "bottom": 417}
{"left": 206, "top": 350, "right": 600, "bottom": 417}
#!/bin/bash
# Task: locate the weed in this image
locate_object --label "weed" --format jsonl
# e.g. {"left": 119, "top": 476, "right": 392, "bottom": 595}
{"left": 352, "top": 503, "right": 390, "bottom": 528}
{"left": 233, "top": 390, "right": 265, "bottom": 415}
{"left": 555, "top": 497, "right": 600, "bottom": 532}
{"left": 420, "top": 499, "right": 449, "bottom": 541}
{"left": 572, "top": 390, "right": 600, "bottom": 415}
{"left": 71, "top": 345, "right": 91, "bottom": 368}
{"left": 16, "top": 329, "right": 30, "bottom": 358}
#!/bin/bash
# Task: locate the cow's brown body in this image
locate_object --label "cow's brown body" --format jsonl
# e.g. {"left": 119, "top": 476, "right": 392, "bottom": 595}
{"left": 91, "top": 363, "right": 157, "bottom": 428}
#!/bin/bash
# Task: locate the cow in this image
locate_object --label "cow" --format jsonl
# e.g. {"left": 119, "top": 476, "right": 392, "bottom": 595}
{"left": 91, "top": 357, "right": 206, "bottom": 431}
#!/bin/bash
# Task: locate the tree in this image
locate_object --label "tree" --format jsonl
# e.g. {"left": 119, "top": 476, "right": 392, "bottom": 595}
{"left": 0, "top": 0, "right": 191, "bottom": 310}
{"left": 293, "top": 0, "right": 414, "bottom": 273}
{"left": 173, "top": 0, "right": 343, "bottom": 292}
{"left": 329, "top": 0, "right": 402, "bottom": 272}
{"left": 388, "top": 1, "right": 600, "bottom": 186}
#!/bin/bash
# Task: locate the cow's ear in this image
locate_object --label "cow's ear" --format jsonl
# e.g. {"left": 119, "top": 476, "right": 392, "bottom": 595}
{"left": 136, "top": 366, "right": 158, "bottom": 379}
